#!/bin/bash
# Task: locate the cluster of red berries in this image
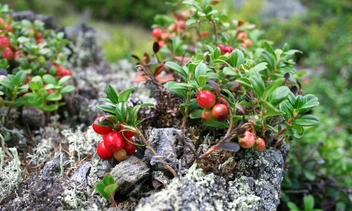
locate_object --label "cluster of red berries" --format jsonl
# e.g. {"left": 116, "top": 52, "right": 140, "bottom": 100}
{"left": 151, "top": 20, "right": 186, "bottom": 48}
{"left": 92, "top": 116, "right": 137, "bottom": 161}
{"left": 196, "top": 90, "right": 229, "bottom": 122}
{"left": 216, "top": 44, "right": 234, "bottom": 55}
{"left": 238, "top": 129, "right": 266, "bottom": 151}
{"left": 237, "top": 31, "right": 253, "bottom": 48}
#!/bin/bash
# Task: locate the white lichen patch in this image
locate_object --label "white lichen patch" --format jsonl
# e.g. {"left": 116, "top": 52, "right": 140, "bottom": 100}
{"left": 0, "top": 148, "right": 22, "bottom": 199}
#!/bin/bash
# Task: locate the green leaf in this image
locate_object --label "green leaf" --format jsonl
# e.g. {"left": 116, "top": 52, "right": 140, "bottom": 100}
{"left": 43, "top": 74, "right": 57, "bottom": 85}
{"left": 250, "top": 75, "right": 265, "bottom": 98}
{"left": 230, "top": 49, "right": 244, "bottom": 68}
{"left": 60, "top": 85, "right": 75, "bottom": 94}
{"left": 296, "top": 94, "right": 319, "bottom": 114}
{"left": 292, "top": 115, "right": 319, "bottom": 127}
{"left": 29, "top": 76, "right": 44, "bottom": 91}
{"left": 303, "top": 170, "right": 316, "bottom": 182}
{"left": 106, "top": 85, "right": 119, "bottom": 104}
{"left": 164, "top": 81, "right": 188, "bottom": 98}
{"left": 262, "top": 50, "right": 275, "bottom": 71}
{"left": 197, "top": 75, "right": 209, "bottom": 88}
{"left": 202, "top": 119, "right": 228, "bottom": 128}
{"left": 213, "top": 47, "right": 221, "bottom": 59}
{"left": 236, "top": 78, "right": 252, "bottom": 89}
{"left": 15, "top": 71, "right": 27, "bottom": 85}
{"left": 58, "top": 76, "right": 71, "bottom": 86}
{"left": 263, "top": 78, "right": 285, "bottom": 99}
{"left": 195, "top": 63, "right": 207, "bottom": 80}
{"left": 261, "top": 100, "right": 284, "bottom": 119}
{"left": 115, "top": 102, "right": 127, "bottom": 122}
{"left": 104, "top": 184, "right": 118, "bottom": 196}
{"left": 44, "top": 84, "right": 55, "bottom": 90}
{"left": 41, "top": 104, "right": 59, "bottom": 112}
{"left": 119, "top": 86, "right": 135, "bottom": 102}
{"left": 267, "top": 86, "right": 290, "bottom": 106}
{"left": 103, "top": 174, "right": 116, "bottom": 185}
{"left": 279, "top": 100, "right": 294, "bottom": 120}
{"left": 97, "top": 104, "right": 116, "bottom": 114}
{"left": 287, "top": 202, "right": 300, "bottom": 211}
{"left": 165, "top": 61, "right": 188, "bottom": 79}
{"left": 46, "top": 93, "right": 62, "bottom": 101}
{"left": 249, "top": 62, "right": 267, "bottom": 73}
{"left": 0, "top": 80, "right": 14, "bottom": 90}
{"left": 95, "top": 182, "right": 109, "bottom": 200}
{"left": 189, "top": 109, "right": 202, "bottom": 119}
{"left": 303, "top": 195, "right": 315, "bottom": 211}
{"left": 223, "top": 67, "right": 238, "bottom": 77}
{"left": 263, "top": 42, "right": 276, "bottom": 59}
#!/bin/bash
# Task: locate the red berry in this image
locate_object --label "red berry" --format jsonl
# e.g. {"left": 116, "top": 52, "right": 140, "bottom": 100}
{"left": 223, "top": 46, "right": 233, "bottom": 54}
{"left": 211, "top": 103, "right": 229, "bottom": 121}
{"left": 201, "top": 109, "right": 213, "bottom": 122}
{"left": 5, "top": 24, "right": 13, "bottom": 33}
{"left": 178, "top": 21, "right": 186, "bottom": 29}
{"left": 239, "top": 131, "right": 256, "bottom": 148}
{"left": 114, "top": 149, "right": 127, "bottom": 161}
{"left": 117, "top": 125, "right": 135, "bottom": 139}
{"left": 2, "top": 47, "right": 14, "bottom": 60}
{"left": 152, "top": 28, "right": 163, "bottom": 38}
{"left": 237, "top": 32, "right": 247, "bottom": 40}
{"left": 158, "top": 41, "right": 165, "bottom": 48}
{"left": 97, "top": 141, "right": 114, "bottom": 160}
{"left": 253, "top": 137, "right": 266, "bottom": 151}
{"left": 0, "top": 35, "right": 11, "bottom": 49}
{"left": 196, "top": 90, "right": 216, "bottom": 109}
{"left": 35, "top": 31, "right": 43, "bottom": 39}
{"left": 104, "top": 131, "right": 125, "bottom": 153}
{"left": 123, "top": 138, "right": 136, "bottom": 155}
{"left": 92, "top": 116, "right": 113, "bottom": 135}
{"left": 36, "top": 38, "right": 43, "bottom": 44}
{"left": 216, "top": 44, "right": 225, "bottom": 54}
{"left": 63, "top": 68, "right": 72, "bottom": 76}
{"left": 242, "top": 39, "right": 253, "bottom": 48}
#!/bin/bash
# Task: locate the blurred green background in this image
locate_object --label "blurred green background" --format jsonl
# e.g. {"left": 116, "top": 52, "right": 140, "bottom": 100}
{"left": 4, "top": 0, "right": 352, "bottom": 210}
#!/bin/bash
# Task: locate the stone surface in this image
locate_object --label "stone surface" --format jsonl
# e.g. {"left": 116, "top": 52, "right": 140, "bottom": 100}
{"left": 70, "top": 161, "right": 92, "bottom": 186}
{"left": 136, "top": 146, "right": 287, "bottom": 211}
{"left": 110, "top": 156, "right": 150, "bottom": 197}
{"left": 41, "top": 152, "right": 69, "bottom": 178}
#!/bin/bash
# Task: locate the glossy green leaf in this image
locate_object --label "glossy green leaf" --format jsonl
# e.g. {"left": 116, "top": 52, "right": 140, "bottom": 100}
{"left": 202, "top": 119, "right": 228, "bottom": 128}
{"left": 15, "top": 71, "right": 27, "bottom": 85}
{"left": 115, "top": 102, "right": 127, "bottom": 123}
{"left": 46, "top": 93, "right": 62, "bottom": 101}
{"left": 236, "top": 78, "right": 252, "bottom": 89}
{"left": 58, "top": 76, "right": 71, "bottom": 86}
{"left": 43, "top": 74, "right": 57, "bottom": 85}
{"left": 106, "top": 85, "right": 119, "bottom": 104}
{"left": 195, "top": 63, "right": 207, "bottom": 79}
{"left": 261, "top": 50, "right": 275, "bottom": 71}
{"left": 41, "top": 104, "right": 59, "bottom": 112}
{"left": 189, "top": 109, "right": 202, "bottom": 119}
{"left": 164, "top": 81, "right": 188, "bottom": 98}
{"left": 44, "top": 84, "right": 55, "bottom": 90}
{"left": 103, "top": 174, "right": 116, "bottom": 185}
{"left": 296, "top": 94, "right": 319, "bottom": 114}
{"left": 287, "top": 202, "right": 300, "bottom": 211}
{"left": 292, "top": 114, "right": 319, "bottom": 126}
{"left": 165, "top": 61, "right": 188, "bottom": 79}
{"left": 104, "top": 184, "right": 118, "bottom": 196}
{"left": 60, "top": 85, "right": 75, "bottom": 94}
{"left": 119, "top": 86, "right": 135, "bottom": 102}
{"left": 223, "top": 67, "right": 238, "bottom": 77}
{"left": 250, "top": 75, "right": 265, "bottom": 98}
{"left": 95, "top": 182, "right": 109, "bottom": 200}
{"left": 197, "top": 75, "right": 208, "bottom": 88}
{"left": 29, "top": 76, "right": 43, "bottom": 91}
{"left": 261, "top": 100, "right": 284, "bottom": 119}
{"left": 230, "top": 49, "right": 244, "bottom": 68}
{"left": 0, "top": 80, "right": 14, "bottom": 90}
{"left": 267, "top": 86, "right": 290, "bottom": 106}
{"left": 303, "top": 195, "right": 315, "bottom": 210}
{"left": 263, "top": 78, "right": 285, "bottom": 99}
{"left": 97, "top": 104, "right": 116, "bottom": 114}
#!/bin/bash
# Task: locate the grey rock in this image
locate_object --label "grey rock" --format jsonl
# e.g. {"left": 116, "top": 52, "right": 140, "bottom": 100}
{"left": 41, "top": 152, "right": 69, "bottom": 178}
{"left": 137, "top": 146, "right": 287, "bottom": 211}
{"left": 144, "top": 128, "right": 195, "bottom": 171}
{"left": 110, "top": 156, "right": 150, "bottom": 196}
{"left": 70, "top": 161, "right": 91, "bottom": 186}
{"left": 21, "top": 106, "right": 45, "bottom": 128}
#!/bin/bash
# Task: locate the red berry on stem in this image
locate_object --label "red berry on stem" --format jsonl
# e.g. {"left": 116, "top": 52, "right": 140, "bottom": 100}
{"left": 0, "top": 35, "right": 11, "bottom": 49}
{"left": 124, "top": 138, "right": 137, "bottom": 155}
{"left": 196, "top": 90, "right": 216, "bottom": 109}
{"left": 2, "top": 47, "right": 14, "bottom": 60}
{"left": 152, "top": 28, "right": 163, "bottom": 38}
{"left": 239, "top": 131, "right": 256, "bottom": 148}
{"left": 92, "top": 116, "right": 113, "bottom": 135}
{"left": 201, "top": 109, "right": 213, "bottom": 122}
{"left": 97, "top": 141, "right": 114, "bottom": 160}
{"left": 253, "top": 137, "right": 266, "bottom": 151}
{"left": 211, "top": 103, "right": 229, "bottom": 121}
{"left": 114, "top": 149, "right": 127, "bottom": 161}
{"left": 104, "top": 131, "right": 125, "bottom": 153}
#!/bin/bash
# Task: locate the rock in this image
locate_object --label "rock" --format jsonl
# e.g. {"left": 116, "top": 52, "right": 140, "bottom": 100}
{"left": 70, "top": 162, "right": 91, "bottom": 186}
{"left": 144, "top": 128, "right": 195, "bottom": 171}
{"left": 41, "top": 152, "right": 69, "bottom": 178}
{"left": 136, "top": 146, "right": 287, "bottom": 211}
{"left": 11, "top": 10, "right": 57, "bottom": 29}
{"left": 110, "top": 156, "right": 150, "bottom": 197}
{"left": 21, "top": 106, "right": 45, "bottom": 128}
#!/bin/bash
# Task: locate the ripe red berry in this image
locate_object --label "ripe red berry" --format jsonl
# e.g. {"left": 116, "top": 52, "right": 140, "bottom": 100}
{"left": 92, "top": 116, "right": 113, "bottom": 135}
{"left": 123, "top": 138, "right": 137, "bottom": 155}
{"left": 211, "top": 103, "right": 229, "bottom": 121}
{"left": 97, "top": 141, "right": 114, "bottom": 160}
{"left": 253, "top": 137, "right": 266, "bottom": 151}
{"left": 114, "top": 149, "right": 127, "bottom": 161}
{"left": 2, "top": 47, "right": 14, "bottom": 60}
{"left": 201, "top": 109, "right": 213, "bottom": 122}
{"left": 0, "top": 35, "right": 11, "bottom": 49}
{"left": 178, "top": 21, "right": 186, "bottom": 29}
{"left": 216, "top": 44, "right": 225, "bottom": 54}
{"left": 104, "top": 131, "right": 125, "bottom": 153}
{"left": 223, "top": 46, "right": 233, "bottom": 54}
{"left": 63, "top": 68, "right": 72, "bottom": 76}
{"left": 118, "top": 125, "right": 135, "bottom": 139}
{"left": 35, "top": 31, "right": 43, "bottom": 39}
{"left": 239, "top": 131, "right": 256, "bottom": 148}
{"left": 152, "top": 28, "right": 163, "bottom": 38}
{"left": 196, "top": 90, "right": 216, "bottom": 109}
{"left": 237, "top": 32, "right": 247, "bottom": 40}
{"left": 242, "top": 39, "right": 253, "bottom": 48}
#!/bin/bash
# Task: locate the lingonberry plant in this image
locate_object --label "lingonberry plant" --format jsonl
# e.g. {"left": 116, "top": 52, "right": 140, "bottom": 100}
{"left": 0, "top": 4, "right": 74, "bottom": 117}
{"left": 132, "top": 0, "right": 319, "bottom": 157}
